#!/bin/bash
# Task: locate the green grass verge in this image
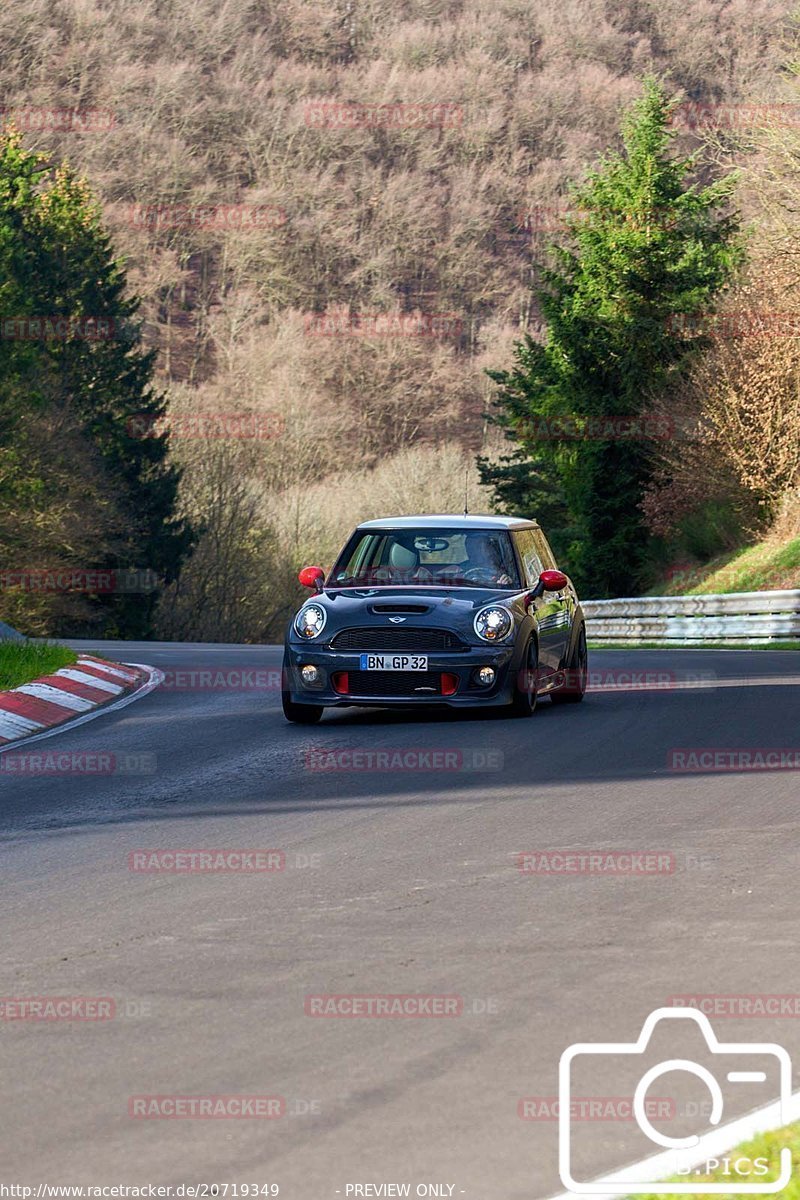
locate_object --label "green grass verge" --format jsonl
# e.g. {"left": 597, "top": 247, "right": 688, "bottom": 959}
{"left": 631, "top": 1119, "right": 800, "bottom": 1198}
{"left": 652, "top": 537, "right": 800, "bottom": 596}
{"left": 0, "top": 640, "right": 78, "bottom": 690}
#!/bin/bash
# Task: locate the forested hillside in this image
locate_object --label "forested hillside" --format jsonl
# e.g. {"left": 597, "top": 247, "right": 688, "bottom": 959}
{"left": 0, "top": 0, "right": 796, "bottom": 637}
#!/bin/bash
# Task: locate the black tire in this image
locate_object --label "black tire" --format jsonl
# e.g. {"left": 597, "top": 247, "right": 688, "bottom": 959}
{"left": 281, "top": 655, "right": 324, "bottom": 724}
{"left": 282, "top": 689, "right": 324, "bottom": 724}
{"left": 510, "top": 638, "right": 539, "bottom": 717}
{"left": 551, "top": 624, "right": 587, "bottom": 705}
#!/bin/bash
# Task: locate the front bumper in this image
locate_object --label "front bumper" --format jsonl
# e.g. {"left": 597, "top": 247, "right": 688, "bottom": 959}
{"left": 284, "top": 642, "right": 519, "bottom": 708}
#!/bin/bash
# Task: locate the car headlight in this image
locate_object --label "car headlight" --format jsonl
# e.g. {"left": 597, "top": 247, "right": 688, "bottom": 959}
{"left": 473, "top": 605, "right": 513, "bottom": 643}
{"left": 294, "top": 603, "right": 327, "bottom": 639}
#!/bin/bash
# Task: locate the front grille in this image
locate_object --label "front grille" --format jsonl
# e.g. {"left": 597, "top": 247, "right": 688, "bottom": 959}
{"left": 346, "top": 670, "right": 442, "bottom": 697}
{"left": 330, "top": 626, "right": 465, "bottom": 651}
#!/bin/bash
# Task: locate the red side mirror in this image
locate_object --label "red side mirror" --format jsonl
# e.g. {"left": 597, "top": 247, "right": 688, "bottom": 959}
{"left": 539, "top": 569, "right": 568, "bottom": 592}
{"left": 299, "top": 566, "right": 325, "bottom": 592}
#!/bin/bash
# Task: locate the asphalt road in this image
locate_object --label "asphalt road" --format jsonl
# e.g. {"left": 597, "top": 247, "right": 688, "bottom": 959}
{"left": 1, "top": 642, "right": 799, "bottom": 1198}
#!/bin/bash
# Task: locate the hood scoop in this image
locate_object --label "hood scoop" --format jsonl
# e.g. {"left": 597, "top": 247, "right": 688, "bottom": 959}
{"left": 369, "top": 603, "right": 431, "bottom": 614}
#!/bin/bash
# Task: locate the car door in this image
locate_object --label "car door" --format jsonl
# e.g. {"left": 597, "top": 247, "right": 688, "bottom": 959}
{"left": 513, "top": 529, "right": 568, "bottom": 676}
{"left": 533, "top": 528, "right": 573, "bottom": 665}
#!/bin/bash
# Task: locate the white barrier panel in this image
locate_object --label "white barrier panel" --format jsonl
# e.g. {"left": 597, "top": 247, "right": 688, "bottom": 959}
{"left": 583, "top": 590, "right": 800, "bottom": 645}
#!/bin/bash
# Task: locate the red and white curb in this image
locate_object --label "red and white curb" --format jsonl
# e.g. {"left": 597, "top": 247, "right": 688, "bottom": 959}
{"left": 0, "top": 655, "right": 163, "bottom": 751}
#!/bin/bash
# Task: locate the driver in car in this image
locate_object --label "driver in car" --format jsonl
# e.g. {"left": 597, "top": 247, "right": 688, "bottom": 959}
{"left": 462, "top": 533, "right": 513, "bottom": 585}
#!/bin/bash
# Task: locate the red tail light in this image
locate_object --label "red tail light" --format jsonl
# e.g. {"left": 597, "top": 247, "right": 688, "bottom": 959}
{"left": 441, "top": 672, "right": 458, "bottom": 696}
{"left": 332, "top": 672, "right": 349, "bottom": 695}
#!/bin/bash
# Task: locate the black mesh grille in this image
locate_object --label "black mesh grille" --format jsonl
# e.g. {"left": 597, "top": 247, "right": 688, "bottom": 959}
{"left": 345, "top": 671, "right": 443, "bottom": 696}
{"left": 330, "top": 627, "right": 465, "bottom": 651}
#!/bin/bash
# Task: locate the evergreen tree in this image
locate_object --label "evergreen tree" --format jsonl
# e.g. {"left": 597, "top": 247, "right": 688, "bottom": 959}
{"left": 480, "top": 80, "right": 742, "bottom": 595}
{"left": 476, "top": 447, "right": 578, "bottom": 566}
{"left": 0, "top": 131, "right": 192, "bottom": 636}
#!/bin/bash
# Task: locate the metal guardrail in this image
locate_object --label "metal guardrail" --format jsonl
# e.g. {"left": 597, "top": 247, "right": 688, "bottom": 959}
{"left": 583, "top": 589, "right": 800, "bottom": 645}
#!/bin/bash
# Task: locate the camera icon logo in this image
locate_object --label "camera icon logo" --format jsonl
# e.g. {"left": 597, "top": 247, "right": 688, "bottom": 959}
{"left": 558, "top": 1007, "right": 793, "bottom": 1194}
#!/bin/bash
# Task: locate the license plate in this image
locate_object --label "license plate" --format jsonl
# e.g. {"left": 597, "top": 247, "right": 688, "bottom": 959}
{"left": 359, "top": 654, "right": 428, "bottom": 671}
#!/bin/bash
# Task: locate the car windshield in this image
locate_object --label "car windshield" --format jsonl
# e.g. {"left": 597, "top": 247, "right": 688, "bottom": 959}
{"left": 331, "top": 528, "right": 521, "bottom": 589}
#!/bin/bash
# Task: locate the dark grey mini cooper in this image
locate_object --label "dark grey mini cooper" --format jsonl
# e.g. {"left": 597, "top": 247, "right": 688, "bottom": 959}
{"left": 282, "top": 514, "right": 587, "bottom": 723}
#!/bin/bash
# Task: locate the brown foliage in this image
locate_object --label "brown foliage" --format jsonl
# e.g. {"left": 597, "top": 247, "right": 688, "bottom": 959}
{"left": 643, "top": 260, "right": 800, "bottom": 539}
{"left": 1, "top": 0, "right": 788, "bottom": 426}
{"left": 0, "top": 0, "right": 794, "bottom": 632}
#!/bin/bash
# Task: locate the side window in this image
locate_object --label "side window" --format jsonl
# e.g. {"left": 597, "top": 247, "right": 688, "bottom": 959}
{"left": 514, "top": 530, "right": 544, "bottom": 586}
{"left": 533, "top": 529, "right": 558, "bottom": 571}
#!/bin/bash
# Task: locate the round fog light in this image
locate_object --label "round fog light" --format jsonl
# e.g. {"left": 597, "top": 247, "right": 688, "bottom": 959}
{"left": 477, "top": 666, "right": 495, "bottom": 686}
{"left": 301, "top": 665, "right": 319, "bottom": 684}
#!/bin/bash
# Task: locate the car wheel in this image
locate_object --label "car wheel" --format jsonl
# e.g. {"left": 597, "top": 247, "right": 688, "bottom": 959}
{"left": 551, "top": 624, "right": 587, "bottom": 705}
{"left": 510, "top": 638, "right": 539, "bottom": 718}
{"left": 282, "top": 690, "right": 324, "bottom": 724}
{"left": 281, "top": 656, "right": 324, "bottom": 724}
